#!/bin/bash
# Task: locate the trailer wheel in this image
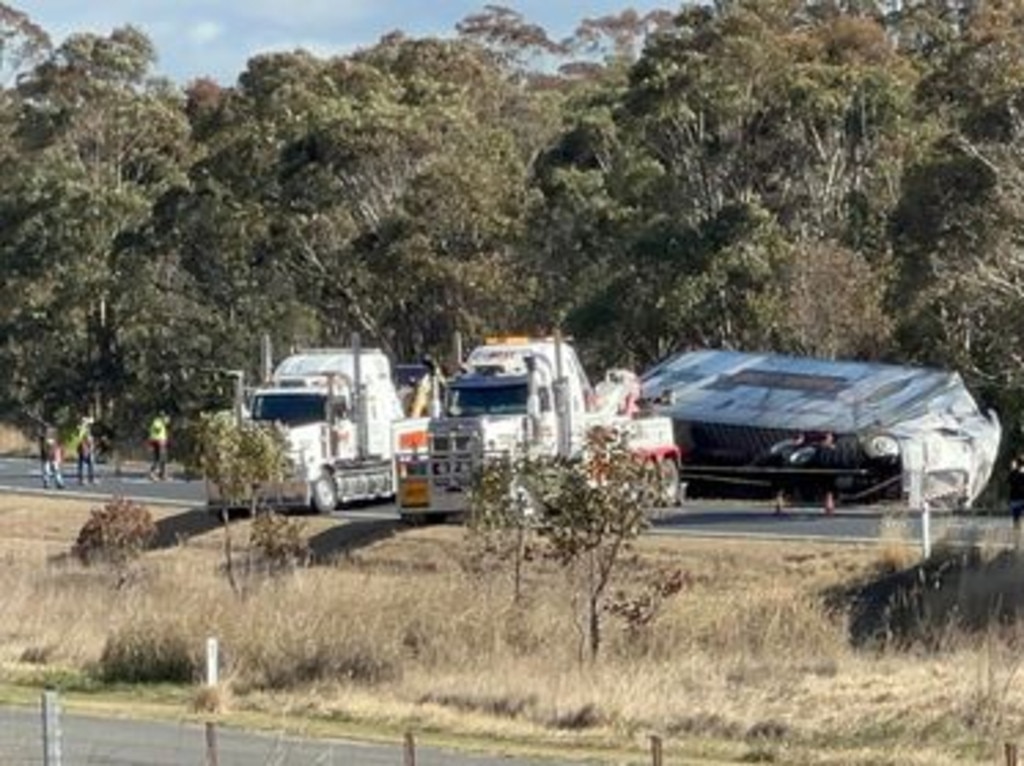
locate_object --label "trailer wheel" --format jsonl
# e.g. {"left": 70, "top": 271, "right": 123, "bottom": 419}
{"left": 311, "top": 471, "right": 338, "bottom": 514}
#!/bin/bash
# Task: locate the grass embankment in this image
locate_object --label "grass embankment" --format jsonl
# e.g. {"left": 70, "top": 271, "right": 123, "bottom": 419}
{"left": 0, "top": 424, "right": 32, "bottom": 457}
{"left": 0, "top": 496, "right": 1019, "bottom": 764}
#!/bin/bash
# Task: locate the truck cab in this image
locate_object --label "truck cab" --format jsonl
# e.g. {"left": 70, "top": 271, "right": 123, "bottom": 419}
{"left": 398, "top": 336, "right": 680, "bottom": 519}
{"left": 208, "top": 345, "right": 427, "bottom": 513}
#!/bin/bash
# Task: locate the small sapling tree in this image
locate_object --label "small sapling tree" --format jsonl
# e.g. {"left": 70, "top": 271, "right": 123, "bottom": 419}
{"left": 472, "top": 427, "right": 660, "bottom": 662}
{"left": 468, "top": 454, "right": 539, "bottom": 603}
{"left": 535, "top": 427, "right": 657, "bottom": 662}
{"left": 189, "top": 411, "right": 290, "bottom": 592}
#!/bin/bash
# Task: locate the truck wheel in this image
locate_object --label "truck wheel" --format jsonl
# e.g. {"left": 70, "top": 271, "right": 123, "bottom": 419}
{"left": 311, "top": 471, "right": 337, "bottom": 514}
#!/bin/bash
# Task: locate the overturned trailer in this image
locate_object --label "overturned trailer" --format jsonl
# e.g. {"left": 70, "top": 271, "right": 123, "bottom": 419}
{"left": 641, "top": 350, "right": 1001, "bottom": 509}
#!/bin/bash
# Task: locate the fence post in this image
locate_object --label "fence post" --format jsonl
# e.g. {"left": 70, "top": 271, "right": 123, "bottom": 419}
{"left": 205, "top": 721, "right": 219, "bottom": 766}
{"left": 650, "top": 734, "right": 663, "bottom": 766}
{"left": 41, "top": 689, "right": 61, "bottom": 766}
{"left": 403, "top": 731, "right": 416, "bottom": 766}
{"left": 1006, "top": 742, "right": 1019, "bottom": 766}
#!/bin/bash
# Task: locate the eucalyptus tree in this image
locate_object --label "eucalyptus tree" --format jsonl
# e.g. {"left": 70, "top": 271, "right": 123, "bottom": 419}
{"left": 527, "top": 0, "right": 918, "bottom": 368}
{"left": 0, "top": 25, "right": 192, "bottom": 426}
{"left": 888, "top": 0, "right": 1024, "bottom": 443}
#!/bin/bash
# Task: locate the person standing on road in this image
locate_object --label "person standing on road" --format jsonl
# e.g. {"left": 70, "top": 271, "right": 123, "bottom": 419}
{"left": 41, "top": 426, "right": 64, "bottom": 490}
{"left": 1009, "top": 458, "right": 1024, "bottom": 548}
{"left": 75, "top": 415, "right": 96, "bottom": 485}
{"left": 148, "top": 412, "right": 169, "bottom": 481}
{"left": 34, "top": 420, "right": 47, "bottom": 483}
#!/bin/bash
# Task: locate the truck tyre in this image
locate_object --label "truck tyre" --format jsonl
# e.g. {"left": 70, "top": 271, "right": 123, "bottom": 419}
{"left": 311, "top": 471, "right": 338, "bottom": 514}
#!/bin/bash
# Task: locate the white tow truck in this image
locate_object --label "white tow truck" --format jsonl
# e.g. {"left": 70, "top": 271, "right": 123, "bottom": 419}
{"left": 208, "top": 339, "right": 428, "bottom": 513}
{"left": 396, "top": 335, "right": 681, "bottom": 520}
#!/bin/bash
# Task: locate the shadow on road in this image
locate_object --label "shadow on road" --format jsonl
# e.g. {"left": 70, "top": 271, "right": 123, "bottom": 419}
{"left": 151, "top": 505, "right": 404, "bottom": 559}
{"left": 307, "top": 519, "right": 402, "bottom": 564}
{"left": 151, "top": 507, "right": 228, "bottom": 549}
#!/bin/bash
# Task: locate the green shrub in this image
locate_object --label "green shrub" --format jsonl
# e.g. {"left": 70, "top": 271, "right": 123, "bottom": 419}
{"left": 73, "top": 497, "right": 156, "bottom": 566}
{"left": 249, "top": 512, "right": 309, "bottom": 571}
{"left": 97, "top": 622, "right": 197, "bottom": 684}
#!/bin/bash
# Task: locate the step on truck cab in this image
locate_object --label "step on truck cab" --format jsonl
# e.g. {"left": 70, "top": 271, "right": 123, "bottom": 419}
{"left": 397, "top": 334, "right": 681, "bottom": 520}
{"left": 207, "top": 337, "right": 428, "bottom": 513}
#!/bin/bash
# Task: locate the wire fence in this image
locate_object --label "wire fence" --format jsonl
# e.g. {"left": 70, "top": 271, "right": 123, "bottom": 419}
{"left": 0, "top": 698, "right": 354, "bottom": 766}
{"left": 0, "top": 691, "right": 569, "bottom": 766}
{"left": 5, "top": 696, "right": 1023, "bottom": 766}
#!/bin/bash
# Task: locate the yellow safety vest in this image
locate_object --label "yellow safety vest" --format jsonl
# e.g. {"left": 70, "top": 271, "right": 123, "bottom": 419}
{"left": 149, "top": 417, "right": 168, "bottom": 443}
{"left": 75, "top": 423, "right": 93, "bottom": 453}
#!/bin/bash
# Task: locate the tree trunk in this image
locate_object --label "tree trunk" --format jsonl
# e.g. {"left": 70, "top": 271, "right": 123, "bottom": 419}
{"left": 588, "top": 591, "right": 601, "bottom": 661}
{"left": 587, "top": 549, "right": 601, "bottom": 661}
{"left": 221, "top": 508, "right": 239, "bottom": 596}
{"left": 513, "top": 524, "right": 525, "bottom": 604}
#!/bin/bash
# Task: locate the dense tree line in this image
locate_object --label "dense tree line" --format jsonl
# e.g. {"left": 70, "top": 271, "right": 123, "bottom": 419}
{"left": 1, "top": 1, "right": 1022, "bottom": 456}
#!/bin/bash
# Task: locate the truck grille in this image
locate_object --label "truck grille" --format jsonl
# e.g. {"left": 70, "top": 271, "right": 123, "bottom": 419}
{"left": 429, "top": 428, "right": 479, "bottom": 492}
{"left": 432, "top": 434, "right": 476, "bottom": 454}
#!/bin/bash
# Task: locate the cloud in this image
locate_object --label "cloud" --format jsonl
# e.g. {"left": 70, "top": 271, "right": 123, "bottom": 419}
{"left": 226, "top": 0, "right": 375, "bottom": 28}
{"left": 187, "top": 21, "right": 223, "bottom": 46}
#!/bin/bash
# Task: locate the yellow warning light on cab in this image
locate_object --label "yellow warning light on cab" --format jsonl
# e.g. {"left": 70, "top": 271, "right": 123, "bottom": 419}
{"left": 484, "top": 336, "right": 531, "bottom": 345}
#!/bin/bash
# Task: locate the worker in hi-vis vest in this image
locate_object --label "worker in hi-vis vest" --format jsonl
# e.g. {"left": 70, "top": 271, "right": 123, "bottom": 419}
{"left": 148, "top": 412, "right": 169, "bottom": 481}
{"left": 75, "top": 415, "right": 96, "bottom": 485}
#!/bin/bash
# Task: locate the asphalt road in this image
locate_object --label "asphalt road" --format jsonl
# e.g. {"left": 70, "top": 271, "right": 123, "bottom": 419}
{"left": 0, "top": 706, "right": 564, "bottom": 765}
{"left": 0, "top": 457, "right": 201, "bottom": 507}
{"left": 0, "top": 455, "right": 1014, "bottom": 545}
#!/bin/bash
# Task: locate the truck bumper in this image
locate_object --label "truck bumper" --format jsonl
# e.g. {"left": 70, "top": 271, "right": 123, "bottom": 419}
{"left": 206, "top": 479, "right": 311, "bottom": 512}
{"left": 398, "top": 480, "right": 470, "bottom": 518}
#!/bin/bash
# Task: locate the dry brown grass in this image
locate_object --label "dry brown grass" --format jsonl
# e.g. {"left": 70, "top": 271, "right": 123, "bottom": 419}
{"left": 0, "top": 495, "right": 1017, "bottom": 763}
{"left": 0, "top": 423, "right": 32, "bottom": 456}
{"left": 192, "top": 683, "right": 230, "bottom": 715}
{"left": 875, "top": 513, "right": 917, "bottom": 573}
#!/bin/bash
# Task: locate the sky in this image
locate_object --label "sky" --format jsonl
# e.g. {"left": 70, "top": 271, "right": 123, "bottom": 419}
{"left": 14, "top": 2, "right": 676, "bottom": 85}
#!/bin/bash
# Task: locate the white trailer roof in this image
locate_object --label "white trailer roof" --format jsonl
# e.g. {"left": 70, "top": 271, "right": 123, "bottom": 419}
{"left": 641, "top": 350, "right": 979, "bottom": 433}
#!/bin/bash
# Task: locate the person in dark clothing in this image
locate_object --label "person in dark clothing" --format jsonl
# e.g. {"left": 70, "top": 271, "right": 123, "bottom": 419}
{"left": 815, "top": 432, "right": 839, "bottom": 514}
{"left": 1009, "top": 459, "right": 1024, "bottom": 543}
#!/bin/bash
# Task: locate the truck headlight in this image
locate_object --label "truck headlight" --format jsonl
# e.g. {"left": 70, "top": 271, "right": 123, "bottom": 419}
{"left": 864, "top": 434, "right": 900, "bottom": 459}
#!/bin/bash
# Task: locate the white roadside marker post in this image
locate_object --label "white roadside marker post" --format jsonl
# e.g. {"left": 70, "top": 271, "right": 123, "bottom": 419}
{"left": 206, "top": 637, "right": 219, "bottom": 687}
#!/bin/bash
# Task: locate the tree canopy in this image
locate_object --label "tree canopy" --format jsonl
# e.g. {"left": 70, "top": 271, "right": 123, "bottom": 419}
{"left": 0, "top": 1, "right": 1022, "bottom": 455}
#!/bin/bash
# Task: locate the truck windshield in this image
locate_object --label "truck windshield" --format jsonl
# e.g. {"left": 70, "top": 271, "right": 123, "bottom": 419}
{"left": 448, "top": 384, "right": 530, "bottom": 417}
{"left": 251, "top": 393, "right": 326, "bottom": 427}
